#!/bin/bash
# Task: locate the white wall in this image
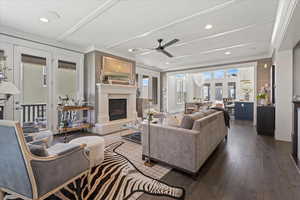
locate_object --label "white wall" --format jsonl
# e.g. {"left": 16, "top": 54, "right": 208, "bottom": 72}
{"left": 136, "top": 66, "right": 161, "bottom": 111}
{"left": 274, "top": 49, "right": 293, "bottom": 141}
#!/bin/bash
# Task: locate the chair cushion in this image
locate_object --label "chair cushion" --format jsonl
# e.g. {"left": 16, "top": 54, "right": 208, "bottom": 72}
{"left": 28, "top": 144, "right": 49, "bottom": 157}
{"left": 47, "top": 143, "right": 81, "bottom": 156}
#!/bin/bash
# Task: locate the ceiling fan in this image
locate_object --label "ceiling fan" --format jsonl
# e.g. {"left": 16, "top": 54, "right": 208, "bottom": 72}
{"left": 129, "top": 38, "right": 180, "bottom": 58}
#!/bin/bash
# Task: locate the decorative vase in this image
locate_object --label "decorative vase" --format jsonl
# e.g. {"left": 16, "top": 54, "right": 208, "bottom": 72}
{"left": 260, "top": 99, "right": 266, "bottom": 106}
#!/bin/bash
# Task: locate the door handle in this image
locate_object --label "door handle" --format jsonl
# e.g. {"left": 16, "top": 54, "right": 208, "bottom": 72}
{"left": 15, "top": 106, "right": 22, "bottom": 111}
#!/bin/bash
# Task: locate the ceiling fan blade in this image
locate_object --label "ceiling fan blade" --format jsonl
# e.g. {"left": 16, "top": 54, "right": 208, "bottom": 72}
{"left": 130, "top": 48, "right": 154, "bottom": 52}
{"left": 161, "top": 49, "right": 174, "bottom": 57}
{"left": 162, "top": 39, "right": 179, "bottom": 48}
{"left": 140, "top": 50, "right": 156, "bottom": 56}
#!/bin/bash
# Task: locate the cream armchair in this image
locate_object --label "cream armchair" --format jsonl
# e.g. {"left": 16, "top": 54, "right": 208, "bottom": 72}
{"left": 0, "top": 120, "right": 90, "bottom": 200}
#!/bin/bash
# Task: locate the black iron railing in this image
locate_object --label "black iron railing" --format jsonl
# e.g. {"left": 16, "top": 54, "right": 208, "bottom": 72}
{"left": 0, "top": 106, "right": 3, "bottom": 120}
{"left": 21, "top": 103, "right": 47, "bottom": 123}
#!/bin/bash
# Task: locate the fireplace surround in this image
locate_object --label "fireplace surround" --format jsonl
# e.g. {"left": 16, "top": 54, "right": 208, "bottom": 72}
{"left": 93, "top": 83, "right": 137, "bottom": 135}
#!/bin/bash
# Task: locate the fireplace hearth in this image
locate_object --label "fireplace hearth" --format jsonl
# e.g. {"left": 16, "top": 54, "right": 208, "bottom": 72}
{"left": 109, "top": 99, "right": 127, "bottom": 121}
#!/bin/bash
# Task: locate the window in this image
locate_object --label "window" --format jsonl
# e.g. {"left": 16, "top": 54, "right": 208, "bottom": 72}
{"left": 42, "top": 66, "right": 47, "bottom": 87}
{"left": 215, "top": 83, "right": 223, "bottom": 101}
{"left": 202, "top": 83, "right": 210, "bottom": 101}
{"left": 227, "top": 69, "right": 238, "bottom": 78}
{"left": 152, "top": 77, "right": 158, "bottom": 104}
{"left": 142, "top": 75, "right": 149, "bottom": 98}
{"left": 176, "top": 74, "right": 185, "bottom": 104}
{"left": 21, "top": 54, "right": 48, "bottom": 104}
{"left": 57, "top": 60, "right": 77, "bottom": 98}
{"left": 203, "top": 72, "right": 212, "bottom": 81}
{"left": 136, "top": 74, "right": 139, "bottom": 87}
{"left": 143, "top": 78, "right": 148, "bottom": 86}
{"left": 228, "top": 82, "right": 236, "bottom": 99}
{"left": 214, "top": 70, "right": 225, "bottom": 79}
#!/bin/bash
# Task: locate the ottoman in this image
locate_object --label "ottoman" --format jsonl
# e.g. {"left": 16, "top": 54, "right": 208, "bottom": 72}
{"left": 70, "top": 136, "right": 105, "bottom": 168}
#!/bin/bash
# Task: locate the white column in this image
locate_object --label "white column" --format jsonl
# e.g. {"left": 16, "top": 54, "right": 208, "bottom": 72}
{"left": 275, "top": 49, "right": 293, "bottom": 141}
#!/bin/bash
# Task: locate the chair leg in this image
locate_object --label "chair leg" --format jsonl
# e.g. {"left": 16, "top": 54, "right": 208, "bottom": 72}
{"left": 0, "top": 190, "right": 4, "bottom": 200}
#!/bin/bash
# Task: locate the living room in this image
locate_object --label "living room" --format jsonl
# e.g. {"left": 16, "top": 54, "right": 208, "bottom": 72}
{"left": 1, "top": 0, "right": 300, "bottom": 200}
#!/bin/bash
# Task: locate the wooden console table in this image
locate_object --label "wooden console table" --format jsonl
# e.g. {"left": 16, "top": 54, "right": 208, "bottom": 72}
{"left": 57, "top": 106, "right": 93, "bottom": 142}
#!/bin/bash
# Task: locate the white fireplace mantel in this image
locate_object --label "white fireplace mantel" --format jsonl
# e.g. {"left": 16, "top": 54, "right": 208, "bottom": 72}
{"left": 93, "top": 83, "right": 137, "bottom": 135}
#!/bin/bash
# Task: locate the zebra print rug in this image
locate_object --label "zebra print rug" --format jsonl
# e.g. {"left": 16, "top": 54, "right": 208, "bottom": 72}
{"left": 5, "top": 141, "right": 185, "bottom": 200}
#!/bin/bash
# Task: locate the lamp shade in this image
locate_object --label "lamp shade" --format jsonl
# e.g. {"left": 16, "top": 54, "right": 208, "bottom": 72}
{"left": 0, "top": 81, "right": 20, "bottom": 95}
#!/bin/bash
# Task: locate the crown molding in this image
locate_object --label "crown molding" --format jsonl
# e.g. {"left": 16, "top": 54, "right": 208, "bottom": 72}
{"left": 271, "top": 0, "right": 299, "bottom": 50}
{"left": 57, "top": 0, "right": 121, "bottom": 41}
{"left": 0, "top": 25, "right": 85, "bottom": 53}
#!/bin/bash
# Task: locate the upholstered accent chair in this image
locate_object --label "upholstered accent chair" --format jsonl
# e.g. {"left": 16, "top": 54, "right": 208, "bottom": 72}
{"left": 0, "top": 120, "right": 90, "bottom": 200}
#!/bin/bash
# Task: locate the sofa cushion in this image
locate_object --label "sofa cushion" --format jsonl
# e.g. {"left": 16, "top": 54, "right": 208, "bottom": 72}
{"left": 190, "top": 112, "right": 206, "bottom": 120}
{"left": 202, "top": 109, "right": 217, "bottom": 116}
{"left": 180, "top": 112, "right": 206, "bottom": 129}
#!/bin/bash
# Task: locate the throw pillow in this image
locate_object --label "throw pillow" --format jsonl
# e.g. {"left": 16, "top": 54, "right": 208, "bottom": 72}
{"left": 180, "top": 115, "right": 194, "bottom": 129}
{"left": 28, "top": 144, "right": 49, "bottom": 157}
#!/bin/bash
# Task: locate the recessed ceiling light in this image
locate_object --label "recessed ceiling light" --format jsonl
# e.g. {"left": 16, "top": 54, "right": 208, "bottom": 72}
{"left": 128, "top": 48, "right": 134, "bottom": 52}
{"left": 166, "top": 62, "right": 170, "bottom": 64}
{"left": 205, "top": 24, "right": 213, "bottom": 30}
{"left": 225, "top": 51, "right": 231, "bottom": 55}
{"left": 264, "top": 64, "right": 268, "bottom": 69}
{"left": 39, "top": 17, "right": 49, "bottom": 23}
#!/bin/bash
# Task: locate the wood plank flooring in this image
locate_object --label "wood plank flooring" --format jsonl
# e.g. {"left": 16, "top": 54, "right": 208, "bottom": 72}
{"left": 138, "top": 120, "right": 300, "bottom": 200}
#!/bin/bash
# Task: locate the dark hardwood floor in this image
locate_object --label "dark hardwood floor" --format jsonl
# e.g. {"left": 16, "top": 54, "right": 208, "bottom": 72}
{"left": 138, "top": 120, "right": 300, "bottom": 200}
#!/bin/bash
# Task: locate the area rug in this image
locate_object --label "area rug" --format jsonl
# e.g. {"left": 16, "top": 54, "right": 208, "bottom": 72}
{"left": 5, "top": 141, "right": 185, "bottom": 200}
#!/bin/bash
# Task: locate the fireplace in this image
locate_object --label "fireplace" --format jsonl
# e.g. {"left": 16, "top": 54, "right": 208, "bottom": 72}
{"left": 109, "top": 99, "right": 127, "bottom": 121}
{"left": 94, "top": 83, "right": 137, "bottom": 135}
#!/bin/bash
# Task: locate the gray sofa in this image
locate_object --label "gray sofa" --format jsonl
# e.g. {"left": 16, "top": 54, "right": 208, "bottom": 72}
{"left": 142, "top": 110, "right": 228, "bottom": 175}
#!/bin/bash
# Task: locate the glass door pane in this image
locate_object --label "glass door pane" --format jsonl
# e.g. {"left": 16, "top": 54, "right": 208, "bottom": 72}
{"left": 56, "top": 60, "right": 77, "bottom": 98}
{"left": 21, "top": 54, "right": 48, "bottom": 129}
{"left": 14, "top": 47, "right": 52, "bottom": 130}
{"left": 54, "top": 57, "right": 80, "bottom": 132}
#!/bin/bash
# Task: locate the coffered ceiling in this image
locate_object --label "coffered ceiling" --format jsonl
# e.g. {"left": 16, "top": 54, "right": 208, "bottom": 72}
{"left": 0, "top": 0, "right": 279, "bottom": 71}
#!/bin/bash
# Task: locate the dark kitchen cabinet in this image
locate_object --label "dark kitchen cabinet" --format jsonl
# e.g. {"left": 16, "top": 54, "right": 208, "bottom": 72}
{"left": 235, "top": 102, "right": 254, "bottom": 120}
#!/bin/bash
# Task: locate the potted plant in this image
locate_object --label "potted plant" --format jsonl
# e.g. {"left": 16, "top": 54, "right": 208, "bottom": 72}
{"left": 257, "top": 93, "right": 267, "bottom": 105}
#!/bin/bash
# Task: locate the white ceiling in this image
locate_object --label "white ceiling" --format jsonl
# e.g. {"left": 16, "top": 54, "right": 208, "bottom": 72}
{"left": 0, "top": 0, "right": 279, "bottom": 71}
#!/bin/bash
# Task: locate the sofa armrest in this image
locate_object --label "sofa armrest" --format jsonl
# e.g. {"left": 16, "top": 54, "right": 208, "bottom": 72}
{"left": 30, "top": 146, "right": 90, "bottom": 197}
{"left": 142, "top": 123, "right": 199, "bottom": 172}
{"left": 47, "top": 143, "right": 82, "bottom": 156}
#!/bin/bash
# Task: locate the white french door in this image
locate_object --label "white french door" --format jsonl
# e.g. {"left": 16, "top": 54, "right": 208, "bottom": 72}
{"left": 14, "top": 46, "right": 53, "bottom": 130}
{"left": 0, "top": 42, "right": 14, "bottom": 120}
{"left": 52, "top": 50, "right": 84, "bottom": 131}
